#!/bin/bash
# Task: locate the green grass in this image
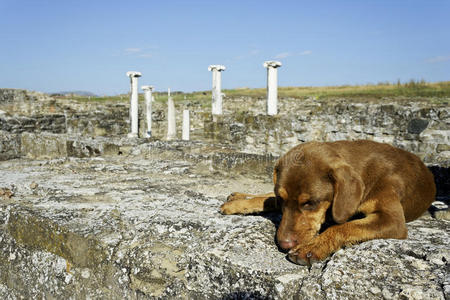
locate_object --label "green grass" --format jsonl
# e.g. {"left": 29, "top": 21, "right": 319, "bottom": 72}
{"left": 69, "top": 95, "right": 126, "bottom": 102}
{"left": 67, "top": 91, "right": 211, "bottom": 105}
{"left": 63, "top": 80, "right": 450, "bottom": 104}
{"left": 225, "top": 80, "right": 450, "bottom": 100}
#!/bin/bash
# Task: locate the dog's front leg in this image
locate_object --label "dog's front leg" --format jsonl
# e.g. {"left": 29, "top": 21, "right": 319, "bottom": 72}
{"left": 288, "top": 199, "right": 407, "bottom": 265}
{"left": 221, "top": 192, "right": 278, "bottom": 215}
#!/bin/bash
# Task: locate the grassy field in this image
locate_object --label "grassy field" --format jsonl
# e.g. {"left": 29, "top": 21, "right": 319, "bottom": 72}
{"left": 67, "top": 80, "right": 450, "bottom": 104}
{"left": 226, "top": 80, "right": 450, "bottom": 100}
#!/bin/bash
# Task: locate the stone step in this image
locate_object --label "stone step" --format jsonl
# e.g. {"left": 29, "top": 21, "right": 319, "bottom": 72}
{"left": 3, "top": 131, "right": 276, "bottom": 178}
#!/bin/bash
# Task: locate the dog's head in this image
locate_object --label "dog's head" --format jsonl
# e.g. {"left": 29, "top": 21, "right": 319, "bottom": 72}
{"left": 274, "top": 142, "right": 365, "bottom": 250}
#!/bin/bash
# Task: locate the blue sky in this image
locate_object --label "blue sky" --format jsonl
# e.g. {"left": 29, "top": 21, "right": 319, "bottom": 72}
{"left": 0, "top": 0, "right": 449, "bottom": 95}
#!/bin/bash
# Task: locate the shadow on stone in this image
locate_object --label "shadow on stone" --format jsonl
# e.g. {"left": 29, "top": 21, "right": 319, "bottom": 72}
{"left": 428, "top": 166, "right": 450, "bottom": 204}
{"left": 222, "top": 291, "right": 270, "bottom": 300}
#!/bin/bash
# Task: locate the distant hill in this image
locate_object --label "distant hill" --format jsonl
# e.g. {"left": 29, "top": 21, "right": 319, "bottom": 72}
{"left": 51, "top": 91, "right": 97, "bottom": 97}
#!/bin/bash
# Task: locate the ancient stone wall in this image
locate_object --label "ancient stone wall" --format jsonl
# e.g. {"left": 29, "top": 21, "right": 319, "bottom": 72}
{"left": 0, "top": 89, "right": 448, "bottom": 166}
{"left": 145, "top": 96, "right": 450, "bottom": 167}
{"left": 201, "top": 98, "right": 449, "bottom": 166}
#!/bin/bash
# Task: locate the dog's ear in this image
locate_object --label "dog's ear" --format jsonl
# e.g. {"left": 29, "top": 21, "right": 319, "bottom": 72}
{"left": 330, "top": 163, "right": 365, "bottom": 224}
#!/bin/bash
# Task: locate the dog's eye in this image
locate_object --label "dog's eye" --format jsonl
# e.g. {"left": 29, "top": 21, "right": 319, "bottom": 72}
{"left": 302, "top": 201, "right": 316, "bottom": 210}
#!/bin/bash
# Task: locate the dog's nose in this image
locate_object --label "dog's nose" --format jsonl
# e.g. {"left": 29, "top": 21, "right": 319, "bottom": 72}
{"left": 278, "top": 239, "right": 297, "bottom": 250}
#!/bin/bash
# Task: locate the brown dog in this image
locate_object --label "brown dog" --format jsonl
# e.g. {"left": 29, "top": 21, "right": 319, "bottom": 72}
{"left": 221, "top": 140, "right": 436, "bottom": 265}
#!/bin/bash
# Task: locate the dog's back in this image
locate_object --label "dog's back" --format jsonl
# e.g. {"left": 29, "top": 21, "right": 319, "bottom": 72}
{"left": 325, "top": 140, "right": 436, "bottom": 221}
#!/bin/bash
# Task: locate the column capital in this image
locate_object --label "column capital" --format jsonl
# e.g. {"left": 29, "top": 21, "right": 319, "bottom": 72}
{"left": 263, "top": 61, "right": 282, "bottom": 68}
{"left": 208, "top": 65, "right": 226, "bottom": 72}
{"left": 126, "top": 71, "right": 142, "bottom": 78}
{"left": 141, "top": 85, "right": 154, "bottom": 91}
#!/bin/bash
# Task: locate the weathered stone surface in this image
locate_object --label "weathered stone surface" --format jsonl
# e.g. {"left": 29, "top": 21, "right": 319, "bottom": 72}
{"left": 0, "top": 89, "right": 28, "bottom": 103}
{"left": 19, "top": 132, "right": 148, "bottom": 159}
{"left": 20, "top": 132, "right": 68, "bottom": 159}
{"left": 0, "top": 130, "right": 21, "bottom": 161}
{"left": 0, "top": 89, "right": 61, "bottom": 117}
{"left": 0, "top": 114, "right": 66, "bottom": 134}
{"left": 66, "top": 109, "right": 129, "bottom": 137}
{"left": 0, "top": 140, "right": 448, "bottom": 299}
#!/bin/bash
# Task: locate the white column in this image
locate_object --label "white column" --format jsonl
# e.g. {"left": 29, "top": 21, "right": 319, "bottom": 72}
{"left": 141, "top": 85, "right": 154, "bottom": 138}
{"left": 208, "top": 65, "right": 226, "bottom": 115}
{"left": 263, "top": 61, "right": 282, "bottom": 116}
{"left": 167, "top": 88, "right": 176, "bottom": 140}
{"left": 126, "top": 71, "right": 142, "bottom": 137}
{"left": 182, "top": 110, "right": 190, "bottom": 141}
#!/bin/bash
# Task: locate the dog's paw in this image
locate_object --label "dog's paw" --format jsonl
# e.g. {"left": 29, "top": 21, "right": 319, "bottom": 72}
{"left": 220, "top": 201, "right": 238, "bottom": 215}
{"left": 220, "top": 200, "right": 254, "bottom": 215}
{"left": 287, "top": 240, "right": 330, "bottom": 265}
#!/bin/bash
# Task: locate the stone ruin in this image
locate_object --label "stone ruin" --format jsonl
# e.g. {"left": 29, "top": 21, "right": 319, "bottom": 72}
{"left": 0, "top": 88, "right": 449, "bottom": 299}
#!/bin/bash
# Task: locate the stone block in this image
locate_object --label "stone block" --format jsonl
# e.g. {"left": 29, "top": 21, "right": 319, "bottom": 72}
{"left": 66, "top": 140, "right": 102, "bottom": 158}
{"left": 408, "top": 118, "right": 429, "bottom": 134}
{"left": 0, "top": 89, "right": 27, "bottom": 103}
{"left": 0, "top": 130, "right": 21, "bottom": 160}
{"left": 437, "top": 144, "right": 450, "bottom": 152}
{"left": 20, "top": 132, "right": 68, "bottom": 159}
{"left": 420, "top": 129, "right": 449, "bottom": 143}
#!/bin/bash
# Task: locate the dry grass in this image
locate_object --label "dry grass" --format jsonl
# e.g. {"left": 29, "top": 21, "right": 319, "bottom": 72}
{"left": 65, "top": 80, "right": 450, "bottom": 104}
{"left": 225, "top": 80, "right": 450, "bottom": 100}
